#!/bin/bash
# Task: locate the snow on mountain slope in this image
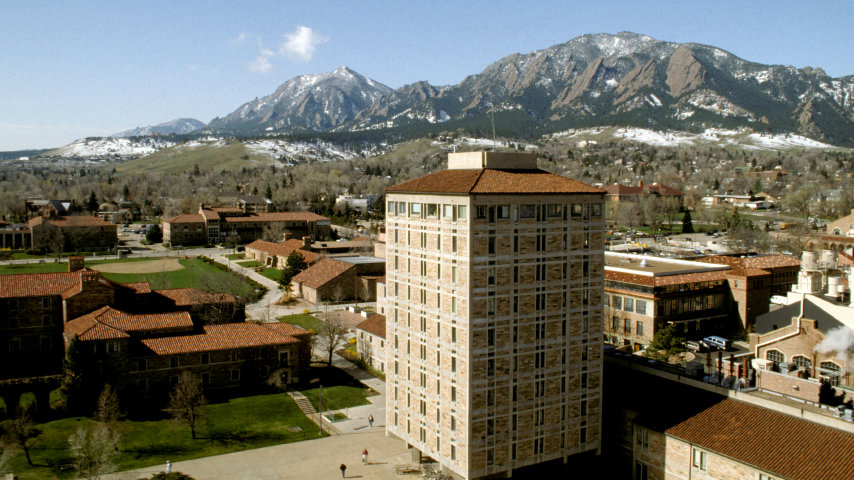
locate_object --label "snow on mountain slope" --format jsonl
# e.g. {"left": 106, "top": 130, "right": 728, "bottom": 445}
{"left": 549, "top": 127, "right": 839, "bottom": 150}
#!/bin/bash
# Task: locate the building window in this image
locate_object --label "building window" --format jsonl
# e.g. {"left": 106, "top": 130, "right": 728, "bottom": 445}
{"left": 692, "top": 449, "right": 707, "bottom": 470}
{"left": 202, "top": 372, "right": 210, "bottom": 384}
{"left": 42, "top": 298, "right": 52, "bottom": 308}
{"left": 476, "top": 206, "right": 487, "bottom": 219}
{"left": 636, "top": 322, "right": 644, "bottom": 336}
{"left": 579, "top": 428, "right": 587, "bottom": 444}
{"left": 635, "top": 460, "right": 649, "bottom": 480}
{"left": 497, "top": 205, "right": 510, "bottom": 219}
{"left": 106, "top": 341, "right": 120, "bottom": 353}
{"left": 758, "top": 474, "right": 778, "bottom": 480}
{"left": 411, "top": 203, "right": 422, "bottom": 216}
{"left": 636, "top": 428, "right": 649, "bottom": 449}
{"left": 231, "top": 369, "right": 240, "bottom": 381}
{"left": 766, "top": 350, "right": 784, "bottom": 364}
{"left": 581, "top": 373, "right": 588, "bottom": 389}
{"left": 636, "top": 300, "right": 647, "bottom": 315}
{"left": 547, "top": 204, "right": 563, "bottom": 218}
{"left": 571, "top": 204, "right": 582, "bottom": 217}
{"left": 170, "top": 357, "right": 179, "bottom": 368}
{"left": 793, "top": 355, "right": 811, "bottom": 369}
{"left": 451, "top": 445, "right": 456, "bottom": 461}
{"left": 624, "top": 297, "right": 634, "bottom": 312}
{"left": 201, "top": 353, "right": 210, "bottom": 365}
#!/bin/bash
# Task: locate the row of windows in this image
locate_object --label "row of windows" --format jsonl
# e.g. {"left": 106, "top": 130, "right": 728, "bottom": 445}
{"left": 604, "top": 295, "right": 648, "bottom": 315}
{"left": 388, "top": 201, "right": 468, "bottom": 221}
{"left": 765, "top": 350, "right": 841, "bottom": 375}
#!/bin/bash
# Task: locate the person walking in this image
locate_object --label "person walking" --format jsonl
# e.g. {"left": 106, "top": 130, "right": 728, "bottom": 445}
{"left": 165, "top": 460, "right": 171, "bottom": 474}
{"left": 340, "top": 463, "right": 347, "bottom": 478}
{"left": 368, "top": 414, "right": 374, "bottom": 428}
{"left": 362, "top": 448, "right": 368, "bottom": 464}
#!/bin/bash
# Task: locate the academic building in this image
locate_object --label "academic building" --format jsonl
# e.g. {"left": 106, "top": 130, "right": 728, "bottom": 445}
{"left": 383, "top": 151, "right": 605, "bottom": 479}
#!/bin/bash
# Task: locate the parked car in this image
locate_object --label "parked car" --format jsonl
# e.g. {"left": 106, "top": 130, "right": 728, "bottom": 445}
{"left": 685, "top": 340, "right": 708, "bottom": 353}
{"left": 703, "top": 336, "right": 731, "bottom": 351}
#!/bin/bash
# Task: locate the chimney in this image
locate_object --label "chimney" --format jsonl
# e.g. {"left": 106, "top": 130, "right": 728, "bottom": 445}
{"left": 742, "top": 357, "right": 750, "bottom": 380}
{"left": 282, "top": 231, "right": 292, "bottom": 242}
{"left": 303, "top": 236, "right": 312, "bottom": 249}
{"left": 638, "top": 180, "right": 643, "bottom": 188}
{"left": 68, "top": 256, "right": 85, "bottom": 272}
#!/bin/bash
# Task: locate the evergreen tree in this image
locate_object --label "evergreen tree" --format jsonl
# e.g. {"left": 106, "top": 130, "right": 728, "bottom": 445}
{"left": 682, "top": 209, "right": 695, "bottom": 234}
{"left": 86, "top": 191, "right": 98, "bottom": 213}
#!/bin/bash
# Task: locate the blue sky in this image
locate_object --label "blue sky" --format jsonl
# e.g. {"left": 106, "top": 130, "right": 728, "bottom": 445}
{"left": 1, "top": 0, "right": 851, "bottom": 151}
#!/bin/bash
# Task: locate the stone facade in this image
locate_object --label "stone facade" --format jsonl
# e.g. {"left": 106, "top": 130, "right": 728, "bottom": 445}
{"left": 384, "top": 152, "right": 605, "bottom": 479}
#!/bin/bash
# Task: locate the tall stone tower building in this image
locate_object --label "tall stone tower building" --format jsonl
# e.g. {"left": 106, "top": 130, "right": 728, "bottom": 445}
{"left": 384, "top": 151, "right": 605, "bottom": 479}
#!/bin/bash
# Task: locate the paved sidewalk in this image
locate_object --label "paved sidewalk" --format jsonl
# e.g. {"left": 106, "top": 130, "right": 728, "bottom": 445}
{"left": 322, "top": 351, "right": 386, "bottom": 435}
{"left": 103, "top": 429, "right": 412, "bottom": 480}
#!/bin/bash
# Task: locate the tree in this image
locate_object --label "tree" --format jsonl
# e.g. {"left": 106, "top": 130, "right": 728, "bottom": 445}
{"left": 647, "top": 324, "right": 685, "bottom": 355}
{"left": 62, "top": 335, "right": 88, "bottom": 415}
{"left": 318, "top": 311, "right": 349, "bottom": 367}
{"left": 68, "top": 423, "right": 120, "bottom": 480}
{"left": 146, "top": 224, "right": 163, "bottom": 243}
{"left": 1, "top": 407, "right": 41, "bottom": 466}
{"left": 96, "top": 384, "right": 122, "bottom": 426}
{"left": 86, "top": 191, "right": 99, "bottom": 213}
{"left": 167, "top": 372, "right": 207, "bottom": 439}
{"left": 682, "top": 209, "right": 695, "bottom": 234}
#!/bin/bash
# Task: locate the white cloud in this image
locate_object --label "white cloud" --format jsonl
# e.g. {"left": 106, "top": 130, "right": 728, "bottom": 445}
{"left": 280, "top": 25, "right": 327, "bottom": 61}
{"left": 233, "top": 32, "right": 247, "bottom": 43}
{"left": 245, "top": 26, "right": 327, "bottom": 73}
{"left": 248, "top": 47, "right": 275, "bottom": 73}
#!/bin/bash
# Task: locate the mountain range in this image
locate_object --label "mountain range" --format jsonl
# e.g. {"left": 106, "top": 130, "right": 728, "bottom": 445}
{"left": 129, "top": 32, "right": 854, "bottom": 146}
{"left": 112, "top": 118, "right": 205, "bottom": 137}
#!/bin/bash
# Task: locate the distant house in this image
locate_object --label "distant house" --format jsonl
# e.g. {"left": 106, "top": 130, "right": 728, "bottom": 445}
{"left": 244, "top": 237, "right": 321, "bottom": 269}
{"left": 604, "top": 182, "right": 683, "bottom": 203}
{"left": 291, "top": 256, "right": 385, "bottom": 305}
{"left": 163, "top": 204, "right": 331, "bottom": 246}
{"left": 355, "top": 313, "right": 386, "bottom": 373}
{"left": 214, "top": 192, "right": 272, "bottom": 213}
{"left": 28, "top": 215, "right": 118, "bottom": 253}
{"left": 24, "top": 198, "right": 73, "bottom": 219}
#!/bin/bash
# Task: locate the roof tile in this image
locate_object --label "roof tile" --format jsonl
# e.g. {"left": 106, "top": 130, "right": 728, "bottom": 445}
{"left": 386, "top": 169, "right": 603, "bottom": 195}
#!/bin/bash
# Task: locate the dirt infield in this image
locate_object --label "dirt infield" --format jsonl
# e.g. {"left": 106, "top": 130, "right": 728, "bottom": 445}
{"left": 91, "top": 258, "right": 184, "bottom": 274}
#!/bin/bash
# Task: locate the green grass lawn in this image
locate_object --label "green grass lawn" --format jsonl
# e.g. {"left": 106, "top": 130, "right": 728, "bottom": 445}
{"left": 0, "top": 257, "right": 265, "bottom": 300}
{"left": 260, "top": 267, "right": 284, "bottom": 282}
{"left": 236, "top": 260, "right": 263, "bottom": 268}
{"left": 298, "top": 367, "right": 377, "bottom": 412}
{"left": 277, "top": 314, "right": 321, "bottom": 331}
{"left": 225, "top": 253, "right": 245, "bottom": 260}
{"left": 5, "top": 393, "right": 323, "bottom": 480}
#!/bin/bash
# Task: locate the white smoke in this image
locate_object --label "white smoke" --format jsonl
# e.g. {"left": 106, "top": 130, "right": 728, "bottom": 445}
{"left": 814, "top": 326, "right": 854, "bottom": 372}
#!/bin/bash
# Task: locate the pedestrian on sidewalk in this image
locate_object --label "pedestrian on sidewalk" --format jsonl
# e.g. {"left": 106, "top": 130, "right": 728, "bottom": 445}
{"left": 362, "top": 448, "right": 368, "bottom": 464}
{"left": 368, "top": 414, "right": 374, "bottom": 428}
{"left": 165, "top": 460, "right": 171, "bottom": 473}
{"left": 340, "top": 463, "right": 347, "bottom": 478}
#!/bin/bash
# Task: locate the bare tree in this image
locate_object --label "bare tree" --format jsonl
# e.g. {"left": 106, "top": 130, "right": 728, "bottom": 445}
{"left": 1, "top": 407, "right": 41, "bottom": 466}
{"left": 616, "top": 201, "right": 641, "bottom": 233}
{"left": 95, "top": 384, "right": 122, "bottom": 426}
{"left": 317, "top": 313, "right": 349, "bottom": 367}
{"left": 261, "top": 222, "right": 288, "bottom": 242}
{"left": 68, "top": 423, "right": 120, "bottom": 480}
{"left": 168, "top": 372, "right": 207, "bottom": 439}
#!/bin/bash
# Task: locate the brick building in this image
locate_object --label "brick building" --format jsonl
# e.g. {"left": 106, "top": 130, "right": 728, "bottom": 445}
{"left": 697, "top": 254, "right": 800, "bottom": 332}
{"left": 604, "top": 252, "right": 731, "bottom": 350}
{"left": 384, "top": 151, "right": 605, "bottom": 479}
{"left": 163, "top": 205, "right": 331, "bottom": 246}
{"left": 28, "top": 215, "right": 118, "bottom": 253}
{"left": 0, "top": 258, "right": 310, "bottom": 408}
{"left": 355, "top": 313, "right": 387, "bottom": 373}
{"left": 244, "top": 237, "right": 320, "bottom": 269}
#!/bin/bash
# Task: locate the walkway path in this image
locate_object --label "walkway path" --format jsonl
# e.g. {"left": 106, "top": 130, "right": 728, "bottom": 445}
{"left": 102, "top": 429, "right": 412, "bottom": 480}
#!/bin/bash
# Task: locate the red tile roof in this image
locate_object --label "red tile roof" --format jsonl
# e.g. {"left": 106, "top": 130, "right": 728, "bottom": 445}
{"left": 222, "top": 212, "right": 329, "bottom": 223}
{"left": 65, "top": 306, "right": 194, "bottom": 340}
{"left": 666, "top": 398, "right": 854, "bottom": 480}
{"left": 28, "top": 215, "right": 116, "bottom": 228}
{"left": 292, "top": 258, "right": 355, "bottom": 289}
{"left": 605, "top": 269, "right": 729, "bottom": 288}
{"left": 164, "top": 213, "right": 204, "bottom": 224}
{"left": 356, "top": 313, "right": 386, "bottom": 339}
{"left": 245, "top": 239, "right": 320, "bottom": 264}
{"left": 697, "top": 254, "right": 799, "bottom": 277}
{"left": 0, "top": 271, "right": 83, "bottom": 298}
{"left": 200, "top": 209, "right": 220, "bottom": 221}
{"left": 386, "top": 169, "right": 603, "bottom": 195}
{"left": 155, "top": 288, "right": 238, "bottom": 306}
{"left": 264, "top": 322, "right": 311, "bottom": 337}
{"left": 139, "top": 322, "right": 301, "bottom": 355}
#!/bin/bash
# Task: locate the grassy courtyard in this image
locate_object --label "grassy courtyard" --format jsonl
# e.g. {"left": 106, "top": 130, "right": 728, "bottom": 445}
{"left": 0, "top": 257, "right": 265, "bottom": 299}
{"left": 4, "top": 393, "right": 324, "bottom": 480}
{"left": 277, "top": 314, "right": 321, "bottom": 331}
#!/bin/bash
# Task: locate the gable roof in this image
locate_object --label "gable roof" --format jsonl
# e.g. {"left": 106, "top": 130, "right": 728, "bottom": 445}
{"left": 666, "top": 398, "right": 854, "bottom": 480}
{"left": 386, "top": 169, "right": 603, "bottom": 195}
{"left": 356, "top": 313, "right": 386, "bottom": 339}
{"left": 292, "top": 258, "right": 355, "bottom": 289}
{"left": 0, "top": 272, "right": 82, "bottom": 298}
{"left": 65, "top": 306, "right": 194, "bottom": 340}
{"left": 154, "top": 288, "right": 238, "bottom": 306}
{"left": 221, "top": 212, "right": 328, "bottom": 223}
{"left": 245, "top": 239, "right": 320, "bottom": 264}
{"left": 164, "top": 213, "right": 204, "bottom": 224}
{"left": 697, "top": 254, "right": 799, "bottom": 277}
{"left": 28, "top": 215, "right": 115, "bottom": 228}
{"left": 139, "top": 322, "right": 302, "bottom": 355}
